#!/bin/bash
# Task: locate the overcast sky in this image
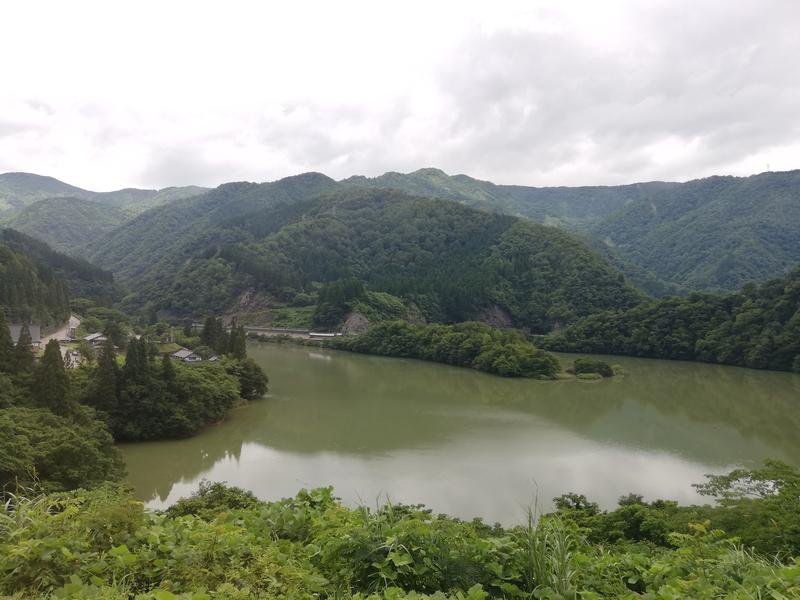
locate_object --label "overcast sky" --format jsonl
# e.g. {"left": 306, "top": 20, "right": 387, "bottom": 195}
{"left": 2, "top": 0, "right": 799, "bottom": 191}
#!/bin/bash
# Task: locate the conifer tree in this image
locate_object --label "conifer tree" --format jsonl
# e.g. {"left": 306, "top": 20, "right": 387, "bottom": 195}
{"left": 87, "top": 338, "right": 120, "bottom": 417}
{"left": 12, "top": 323, "right": 34, "bottom": 373}
{"left": 33, "top": 339, "right": 71, "bottom": 415}
{"left": 230, "top": 324, "right": 247, "bottom": 359}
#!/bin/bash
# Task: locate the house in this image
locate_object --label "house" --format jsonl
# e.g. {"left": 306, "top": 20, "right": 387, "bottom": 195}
{"left": 171, "top": 347, "right": 203, "bottom": 362}
{"left": 8, "top": 324, "right": 42, "bottom": 348}
{"left": 84, "top": 332, "right": 108, "bottom": 348}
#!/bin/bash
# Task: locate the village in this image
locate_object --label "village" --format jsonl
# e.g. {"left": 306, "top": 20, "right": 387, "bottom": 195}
{"left": 5, "top": 317, "right": 343, "bottom": 367}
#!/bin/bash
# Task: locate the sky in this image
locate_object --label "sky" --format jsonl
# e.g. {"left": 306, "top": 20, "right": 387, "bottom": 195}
{"left": 1, "top": 0, "right": 799, "bottom": 191}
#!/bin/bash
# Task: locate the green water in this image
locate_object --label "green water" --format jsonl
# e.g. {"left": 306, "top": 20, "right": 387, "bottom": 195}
{"left": 121, "top": 343, "right": 800, "bottom": 524}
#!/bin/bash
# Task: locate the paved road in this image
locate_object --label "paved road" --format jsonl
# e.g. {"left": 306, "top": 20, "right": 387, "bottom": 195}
{"left": 41, "top": 314, "right": 81, "bottom": 346}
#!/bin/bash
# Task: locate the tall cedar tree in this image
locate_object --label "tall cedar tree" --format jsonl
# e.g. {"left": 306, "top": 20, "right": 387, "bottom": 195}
{"left": 0, "top": 312, "right": 13, "bottom": 372}
{"left": 88, "top": 338, "right": 120, "bottom": 416}
{"left": 12, "top": 323, "right": 34, "bottom": 373}
{"left": 33, "top": 339, "right": 71, "bottom": 416}
{"left": 229, "top": 324, "right": 247, "bottom": 359}
{"left": 201, "top": 317, "right": 229, "bottom": 355}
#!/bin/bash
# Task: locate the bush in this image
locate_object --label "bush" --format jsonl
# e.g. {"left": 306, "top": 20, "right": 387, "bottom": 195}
{"left": 573, "top": 357, "right": 614, "bottom": 377}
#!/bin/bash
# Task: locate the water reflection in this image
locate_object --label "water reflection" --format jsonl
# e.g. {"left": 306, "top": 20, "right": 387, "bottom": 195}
{"left": 120, "top": 345, "right": 800, "bottom": 523}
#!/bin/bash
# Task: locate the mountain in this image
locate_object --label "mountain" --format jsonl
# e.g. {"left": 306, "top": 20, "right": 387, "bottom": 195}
{"left": 1, "top": 197, "right": 130, "bottom": 252}
{"left": 543, "top": 266, "right": 800, "bottom": 372}
{"left": 0, "top": 235, "right": 70, "bottom": 326}
{"left": 342, "top": 167, "right": 671, "bottom": 230}
{"left": 0, "top": 173, "right": 91, "bottom": 212}
{"left": 85, "top": 179, "right": 642, "bottom": 331}
{"left": 0, "top": 229, "right": 120, "bottom": 304}
{"left": 82, "top": 172, "right": 338, "bottom": 281}
{"left": 0, "top": 172, "right": 208, "bottom": 216}
{"left": 342, "top": 168, "right": 800, "bottom": 292}
{"left": 590, "top": 170, "right": 800, "bottom": 291}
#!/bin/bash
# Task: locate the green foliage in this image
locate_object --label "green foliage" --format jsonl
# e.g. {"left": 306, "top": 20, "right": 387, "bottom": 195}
{"left": 544, "top": 268, "right": 800, "bottom": 371}
{"left": 0, "top": 406, "right": 124, "bottom": 493}
{"left": 83, "top": 337, "right": 249, "bottom": 442}
{"left": 220, "top": 356, "right": 269, "bottom": 401}
{"left": 313, "top": 278, "right": 366, "bottom": 327}
{"left": 32, "top": 340, "right": 74, "bottom": 416}
{"left": 2, "top": 475, "right": 800, "bottom": 599}
{"left": 12, "top": 323, "right": 35, "bottom": 373}
{"left": 334, "top": 321, "right": 560, "bottom": 378}
{"left": 0, "top": 228, "right": 120, "bottom": 304}
{"left": 0, "top": 240, "right": 69, "bottom": 326}
{"left": 572, "top": 357, "right": 614, "bottom": 378}
{"left": 164, "top": 480, "right": 260, "bottom": 520}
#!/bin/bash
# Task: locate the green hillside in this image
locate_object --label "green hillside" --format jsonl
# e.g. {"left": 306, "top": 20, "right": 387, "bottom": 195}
{"left": 86, "top": 181, "right": 642, "bottom": 331}
{"left": 342, "top": 168, "right": 800, "bottom": 292}
{"left": 543, "top": 267, "right": 800, "bottom": 372}
{"left": 0, "top": 228, "right": 120, "bottom": 304}
{"left": 591, "top": 170, "right": 800, "bottom": 291}
{"left": 1, "top": 197, "right": 130, "bottom": 252}
{"left": 0, "top": 238, "right": 70, "bottom": 326}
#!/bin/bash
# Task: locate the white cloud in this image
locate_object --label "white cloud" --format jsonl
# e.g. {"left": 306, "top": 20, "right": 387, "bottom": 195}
{"left": 0, "top": 0, "right": 798, "bottom": 189}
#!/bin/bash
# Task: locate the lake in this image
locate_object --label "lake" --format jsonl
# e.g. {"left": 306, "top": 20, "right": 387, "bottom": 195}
{"left": 121, "top": 343, "right": 800, "bottom": 524}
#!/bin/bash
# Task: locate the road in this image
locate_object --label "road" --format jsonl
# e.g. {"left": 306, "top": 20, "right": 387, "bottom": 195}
{"left": 41, "top": 314, "right": 81, "bottom": 346}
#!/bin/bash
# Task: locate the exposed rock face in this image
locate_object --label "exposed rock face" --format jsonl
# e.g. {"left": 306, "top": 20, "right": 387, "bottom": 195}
{"left": 342, "top": 312, "right": 370, "bottom": 334}
{"left": 478, "top": 304, "right": 514, "bottom": 328}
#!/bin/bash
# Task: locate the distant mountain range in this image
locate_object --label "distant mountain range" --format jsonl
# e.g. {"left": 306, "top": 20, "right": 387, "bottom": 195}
{"left": 0, "top": 172, "right": 208, "bottom": 213}
{"left": 1, "top": 167, "right": 798, "bottom": 299}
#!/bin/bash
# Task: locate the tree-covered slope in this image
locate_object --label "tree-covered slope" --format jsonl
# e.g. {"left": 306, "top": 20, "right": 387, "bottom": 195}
{"left": 91, "top": 183, "right": 642, "bottom": 331}
{"left": 343, "top": 168, "right": 800, "bottom": 292}
{"left": 83, "top": 172, "right": 338, "bottom": 281}
{"left": 0, "top": 228, "right": 120, "bottom": 304}
{"left": 543, "top": 266, "right": 800, "bottom": 372}
{"left": 591, "top": 170, "right": 800, "bottom": 291}
{"left": 0, "top": 237, "right": 70, "bottom": 325}
{"left": 1, "top": 197, "right": 130, "bottom": 252}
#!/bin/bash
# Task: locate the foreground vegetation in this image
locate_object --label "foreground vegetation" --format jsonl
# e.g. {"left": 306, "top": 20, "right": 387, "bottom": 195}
{"left": 2, "top": 462, "right": 800, "bottom": 599}
{"left": 332, "top": 321, "right": 561, "bottom": 379}
{"left": 545, "top": 267, "right": 800, "bottom": 372}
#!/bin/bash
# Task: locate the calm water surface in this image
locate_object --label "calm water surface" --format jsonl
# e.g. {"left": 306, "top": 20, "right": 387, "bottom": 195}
{"left": 121, "top": 343, "right": 800, "bottom": 524}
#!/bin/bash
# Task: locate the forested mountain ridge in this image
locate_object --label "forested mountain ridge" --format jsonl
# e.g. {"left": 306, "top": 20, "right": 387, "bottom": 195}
{"left": 342, "top": 168, "right": 800, "bottom": 292}
{"left": 543, "top": 266, "right": 800, "bottom": 372}
{"left": 85, "top": 181, "right": 642, "bottom": 331}
{"left": 0, "top": 171, "right": 208, "bottom": 216}
{"left": 0, "top": 197, "right": 130, "bottom": 252}
{"left": 0, "top": 228, "right": 120, "bottom": 304}
{"left": 341, "top": 167, "right": 671, "bottom": 230}
{"left": 592, "top": 169, "right": 800, "bottom": 291}
{"left": 82, "top": 172, "right": 337, "bottom": 281}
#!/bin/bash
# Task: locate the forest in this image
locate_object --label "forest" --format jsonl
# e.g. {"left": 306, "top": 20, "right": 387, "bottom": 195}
{"left": 0, "top": 239, "right": 69, "bottom": 326}
{"left": 544, "top": 267, "right": 800, "bottom": 372}
{"left": 332, "top": 321, "right": 561, "bottom": 379}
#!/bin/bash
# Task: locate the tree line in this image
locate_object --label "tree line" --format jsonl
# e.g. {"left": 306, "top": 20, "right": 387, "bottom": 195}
{"left": 332, "top": 320, "right": 561, "bottom": 378}
{"left": 544, "top": 267, "right": 800, "bottom": 372}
